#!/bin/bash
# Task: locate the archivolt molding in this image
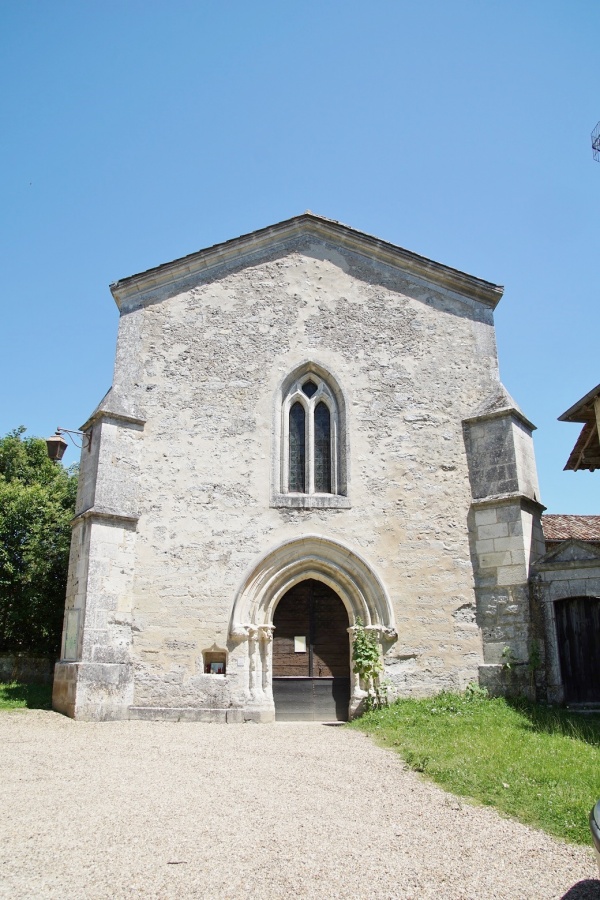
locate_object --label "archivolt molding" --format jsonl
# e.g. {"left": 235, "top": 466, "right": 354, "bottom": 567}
{"left": 230, "top": 535, "right": 396, "bottom": 640}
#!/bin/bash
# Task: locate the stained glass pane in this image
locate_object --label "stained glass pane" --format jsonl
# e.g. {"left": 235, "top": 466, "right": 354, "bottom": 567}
{"left": 289, "top": 402, "right": 306, "bottom": 492}
{"left": 302, "top": 380, "right": 318, "bottom": 398}
{"left": 314, "top": 402, "right": 331, "bottom": 493}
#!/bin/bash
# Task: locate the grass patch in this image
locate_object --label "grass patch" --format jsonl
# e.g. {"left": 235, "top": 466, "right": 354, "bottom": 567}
{"left": 350, "top": 691, "right": 600, "bottom": 845}
{"left": 0, "top": 681, "right": 52, "bottom": 710}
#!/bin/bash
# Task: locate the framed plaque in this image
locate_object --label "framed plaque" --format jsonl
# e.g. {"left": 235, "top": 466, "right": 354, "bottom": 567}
{"left": 63, "top": 609, "right": 80, "bottom": 661}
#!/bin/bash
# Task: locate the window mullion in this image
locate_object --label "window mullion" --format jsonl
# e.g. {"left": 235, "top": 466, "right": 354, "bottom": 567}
{"left": 307, "top": 401, "right": 315, "bottom": 494}
{"left": 331, "top": 413, "right": 338, "bottom": 494}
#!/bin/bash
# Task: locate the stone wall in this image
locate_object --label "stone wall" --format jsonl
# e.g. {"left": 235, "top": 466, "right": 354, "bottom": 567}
{"left": 0, "top": 655, "right": 55, "bottom": 685}
{"left": 54, "top": 221, "right": 542, "bottom": 719}
{"left": 531, "top": 540, "right": 600, "bottom": 703}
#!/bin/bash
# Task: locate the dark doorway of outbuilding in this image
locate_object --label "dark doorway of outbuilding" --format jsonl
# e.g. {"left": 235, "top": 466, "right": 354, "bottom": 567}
{"left": 272, "top": 579, "right": 350, "bottom": 721}
{"left": 555, "top": 596, "right": 600, "bottom": 703}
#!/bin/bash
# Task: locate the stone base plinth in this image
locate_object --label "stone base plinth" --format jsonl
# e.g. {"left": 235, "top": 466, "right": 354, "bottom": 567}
{"left": 52, "top": 661, "right": 134, "bottom": 720}
{"left": 128, "top": 706, "right": 275, "bottom": 723}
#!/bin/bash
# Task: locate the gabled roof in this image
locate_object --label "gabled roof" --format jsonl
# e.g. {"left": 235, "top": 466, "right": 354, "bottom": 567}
{"left": 534, "top": 537, "right": 600, "bottom": 569}
{"left": 558, "top": 383, "right": 600, "bottom": 471}
{"left": 109, "top": 212, "right": 504, "bottom": 311}
{"left": 558, "top": 383, "right": 600, "bottom": 422}
{"left": 562, "top": 422, "right": 600, "bottom": 472}
{"left": 542, "top": 514, "right": 600, "bottom": 543}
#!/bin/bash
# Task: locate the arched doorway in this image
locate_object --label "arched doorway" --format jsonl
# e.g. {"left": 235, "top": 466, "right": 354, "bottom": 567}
{"left": 272, "top": 579, "right": 350, "bottom": 721}
{"left": 229, "top": 535, "right": 397, "bottom": 721}
{"left": 555, "top": 596, "right": 600, "bottom": 703}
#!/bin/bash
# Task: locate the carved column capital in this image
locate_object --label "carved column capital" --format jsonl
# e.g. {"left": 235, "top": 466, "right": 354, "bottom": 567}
{"left": 257, "top": 625, "right": 274, "bottom": 642}
{"left": 348, "top": 624, "right": 397, "bottom": 641}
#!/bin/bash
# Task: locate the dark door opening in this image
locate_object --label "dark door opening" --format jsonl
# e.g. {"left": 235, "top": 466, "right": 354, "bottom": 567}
{"left": 555, "top": 596, "right": 600, "bottom": 703}
{"left": 272, "top": 579, "right": 350, "bottom": 721}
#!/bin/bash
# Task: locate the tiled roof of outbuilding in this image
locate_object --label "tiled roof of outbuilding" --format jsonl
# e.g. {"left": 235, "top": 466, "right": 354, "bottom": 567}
{"left": 559, "top": 383, "right": 600, "bottom": 471}
{"left": 542, "top": 514, "right": 600, "bottom": 542}
{"left": 562, "top": 421, "right": 600, "bottom": 471}
{"left": 558, "top": 384, "right": 600, "bottom": 423}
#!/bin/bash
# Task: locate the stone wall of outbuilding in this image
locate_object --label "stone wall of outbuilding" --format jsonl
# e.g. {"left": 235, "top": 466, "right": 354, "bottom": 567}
{"left": 530, "top": 540, "right": 600, "bottom": 703}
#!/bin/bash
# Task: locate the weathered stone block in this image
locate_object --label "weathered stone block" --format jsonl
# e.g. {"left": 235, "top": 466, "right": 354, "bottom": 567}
{"left": 477, "top": 523, "right": 509, "bottom": 541}
{"left": 474, "top": 509, "right": 497, "bottom": 527}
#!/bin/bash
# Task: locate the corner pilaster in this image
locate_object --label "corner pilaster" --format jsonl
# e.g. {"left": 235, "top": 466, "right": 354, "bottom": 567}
{"left": 52, "top": 410, "right": 144, "bottom": 720}
{"left": 463, "top": 388, "right": 545, "bottom": 697}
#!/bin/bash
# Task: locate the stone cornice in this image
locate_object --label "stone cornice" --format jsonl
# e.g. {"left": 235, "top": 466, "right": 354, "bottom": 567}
{"left": 110, "top": 213, "right": 503, "bottom": 311}
{"left": 532, "top": 557, "right": 600, "bottom": 573}
{"left": 80, "top": 409, "right": 146, "bottom": 432}
{"left": 71, "top": 506, "right": 139, "bottom": 527}
{"left": 471, "top": 492, "right": 546, "bottom": 513}
{"left": 462, "top": 406, "right": 536, "bottom": 432}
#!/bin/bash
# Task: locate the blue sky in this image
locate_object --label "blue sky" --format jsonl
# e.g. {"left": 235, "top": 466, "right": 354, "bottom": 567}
{"left": 1, "top": 1, "right": 598, "bottom": 513}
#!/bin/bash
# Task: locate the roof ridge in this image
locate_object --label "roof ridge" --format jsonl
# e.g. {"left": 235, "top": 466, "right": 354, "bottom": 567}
{"left": 108, "top": 213, "right": 504, "bottom": 312}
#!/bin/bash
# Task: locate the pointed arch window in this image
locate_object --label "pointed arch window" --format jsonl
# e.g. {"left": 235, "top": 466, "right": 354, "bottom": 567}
{"left": 281, "top": 371, "right": 343, "bottom": 499}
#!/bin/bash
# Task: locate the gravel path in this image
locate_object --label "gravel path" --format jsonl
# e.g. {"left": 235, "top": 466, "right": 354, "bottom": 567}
{"left": 0, "top": 711, "right": 598, "bottom": 900}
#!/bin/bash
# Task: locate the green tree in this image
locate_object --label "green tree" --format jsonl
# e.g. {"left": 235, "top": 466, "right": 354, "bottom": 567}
{"left": 0, "top": 428, "right": 78, "bottom": 656}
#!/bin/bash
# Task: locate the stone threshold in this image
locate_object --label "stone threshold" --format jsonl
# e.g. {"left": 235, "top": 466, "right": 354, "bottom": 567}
{"left": 128, "top": 706, "right": 272, "bottom": 723}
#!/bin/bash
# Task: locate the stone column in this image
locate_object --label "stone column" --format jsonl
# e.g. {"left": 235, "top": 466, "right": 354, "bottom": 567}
{"left": 347, "top": 624, "right": 396, "bottom": 716}
{"left": 347, "top": 626, "right": 366, "bottom": 716}
{"left": 258, "top": 625, "right": 274, "bottom": 700}
{"left": 247, "top": 627, "right": 259, "bottom": 701}
{"left": 463, "top": 388, "right": 545, "bottom": 697}
{"left": 52, "top": 411, "right": 144, "bottom": 721}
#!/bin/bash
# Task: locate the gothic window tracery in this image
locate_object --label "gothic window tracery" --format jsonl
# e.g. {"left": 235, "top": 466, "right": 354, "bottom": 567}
{"left": 283, "top": 372, "right": 339, "bottom": 496}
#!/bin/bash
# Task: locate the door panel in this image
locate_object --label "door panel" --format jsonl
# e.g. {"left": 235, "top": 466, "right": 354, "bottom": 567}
{"left": 272, "top": 678, "right": 315, "bottom": 721}
{"left": 271, "top": 584, "right": 310, "bottom": 677}
{"left": 555, "top": 596, "right": 600, "bottom": 703}
{"left": 272, "top": 579, "right": 350, "bottom": 721}
{"left": 313, "top": 677, "right": 351, "bottom": 720}
{"left": 312, "top": 581, "right": 350, "bottom": 677}
{"left": 272, "top": 677, "right": 351, "bottom": 722}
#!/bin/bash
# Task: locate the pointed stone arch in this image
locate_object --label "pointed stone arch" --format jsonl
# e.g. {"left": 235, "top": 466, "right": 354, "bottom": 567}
{"left": 229, "top": 535, "right": 396, "bottom": 719}
{"left": 230, "top": 534, "right": 396, "bottom": 638}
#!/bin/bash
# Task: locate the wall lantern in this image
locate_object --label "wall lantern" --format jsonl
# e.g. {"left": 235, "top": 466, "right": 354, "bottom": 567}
{"left": 46, "top": 427, "right": 92, "bottom": 462}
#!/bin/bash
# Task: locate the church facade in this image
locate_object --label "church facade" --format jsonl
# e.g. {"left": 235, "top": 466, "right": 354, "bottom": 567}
{"left": 52, "top": 214, "right": 545, "bottom": 721}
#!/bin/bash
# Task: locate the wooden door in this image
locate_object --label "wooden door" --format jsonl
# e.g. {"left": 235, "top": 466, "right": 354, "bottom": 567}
{"left": 555, "top": 597, "right": 600, "bottom": 703}
{"left": 272, "top": 579, "right": 350, "bottom": 721}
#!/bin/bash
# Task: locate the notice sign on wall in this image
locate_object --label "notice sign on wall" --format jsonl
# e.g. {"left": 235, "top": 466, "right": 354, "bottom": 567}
{"left": 63, "top": 610, "right": 80, "bottom": 661}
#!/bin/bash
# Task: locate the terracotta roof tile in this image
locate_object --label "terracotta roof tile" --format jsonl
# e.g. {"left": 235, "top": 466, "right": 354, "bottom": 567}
{"left": 542, "top": 514, "right": 600, "bottom": 542}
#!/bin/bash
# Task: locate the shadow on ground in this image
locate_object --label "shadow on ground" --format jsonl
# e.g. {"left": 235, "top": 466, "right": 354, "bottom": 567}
{"left": 0, "top": 682, "right": 52, "bottom": 709}
{"left": 506, "top": 698, "right": 600, "bottom": 747}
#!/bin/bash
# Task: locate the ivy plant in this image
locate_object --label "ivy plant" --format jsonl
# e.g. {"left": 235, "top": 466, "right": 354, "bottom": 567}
{"left": 352, "top": 618, "right": 387, "bottom": 710}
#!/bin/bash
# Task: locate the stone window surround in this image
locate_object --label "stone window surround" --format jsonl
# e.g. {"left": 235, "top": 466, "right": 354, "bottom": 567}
{"left": 271, "top": 360, "right": 350, "bottom": 509}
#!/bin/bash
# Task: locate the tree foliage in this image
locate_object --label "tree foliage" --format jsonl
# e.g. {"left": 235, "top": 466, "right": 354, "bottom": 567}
{"left": 0, "top": 428, "right": 78, "bottom": 656}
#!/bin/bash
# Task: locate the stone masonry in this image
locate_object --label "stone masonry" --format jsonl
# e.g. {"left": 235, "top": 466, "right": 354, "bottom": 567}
{"left": 52, "top": 214, "right": 545, "bottom": 721}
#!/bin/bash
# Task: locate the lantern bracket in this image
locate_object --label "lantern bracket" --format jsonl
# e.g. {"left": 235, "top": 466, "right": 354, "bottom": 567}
{"left": 55, "top": 427, "right": 92, "bottom": 451}
{"left": 46, "top": 427, "right": 92, "bottom": 462}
